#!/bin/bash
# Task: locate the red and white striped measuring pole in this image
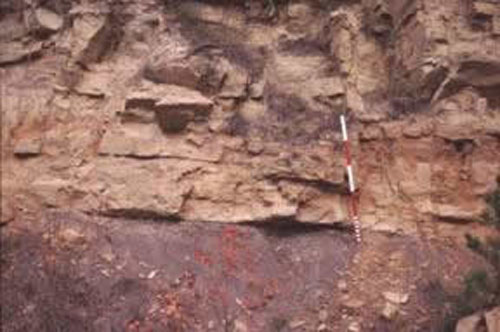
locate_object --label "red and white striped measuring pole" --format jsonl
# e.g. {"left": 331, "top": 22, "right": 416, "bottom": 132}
{"left": 340, "top": 115, "right": 362, "bottom": 243}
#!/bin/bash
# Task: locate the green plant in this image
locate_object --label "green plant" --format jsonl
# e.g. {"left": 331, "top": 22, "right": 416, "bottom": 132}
{"left": 485, "top": 188, "right": 500, "bottom": 228}
{"left": 465, "top": 233, "right": 482, "bottom": 251}
{"left": 443, "top": 269, "right": 496, "bottom": 332}
{"left": 450, "top": 223, "right": 500, "bottom": 331}
{"left": 270, "top": 316, "right": 287, "bottom": 331}
{"left": 463, "top": 270, "right": 494, "bottom": 307}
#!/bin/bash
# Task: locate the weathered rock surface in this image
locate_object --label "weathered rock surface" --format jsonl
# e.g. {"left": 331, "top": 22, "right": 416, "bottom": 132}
{"left": 1, "top": 0, "right": 499, "bottom": 231}
{"left": 455, "top": 313, "right": 485, "bottom": 332}
{"left": 67, "top": 4, "right": 119, "bottom": 66}
{"left": 381, "top": 302, "right": 399, "bottom": 320}
{"left": 485, "top": 307, "right": 500, "bottom": 332}
{"left": 33, "top": 7, "right": 63, "bottom": 35}
{"left": 455, "top": 306, "right": 500, "bottom": 332}
{"left": 1, "top": 199, "right": 14, "bottom": 224}
{"left": 383, "top": 292, "right": 409, "bottom": 305}
{"left": 13, "top": 138, "right": 42, "bottom": 157}
{"left": 0, "top": 41, "right": 42, "bottom": 65}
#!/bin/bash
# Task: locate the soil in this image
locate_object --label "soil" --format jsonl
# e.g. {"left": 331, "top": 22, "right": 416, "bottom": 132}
{"left": 1, "top": 211, "right": 492, "bottom": 332}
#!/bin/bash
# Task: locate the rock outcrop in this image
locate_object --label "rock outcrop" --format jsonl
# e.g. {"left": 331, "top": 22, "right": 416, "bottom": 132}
{"left": 1, "top": 0, "right": 499, "bottom": 234}
{"left": 455, "top": 306, "right": 500, "bottom": 332}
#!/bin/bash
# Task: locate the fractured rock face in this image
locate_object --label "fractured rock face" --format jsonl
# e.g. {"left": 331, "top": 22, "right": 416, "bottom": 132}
{"left": 68, "top": 6, "right": 120, "bottom": 66}
{"left": 0, "top": 41, "right": 42, "bottom": 65}
{"left": 89, "top": 159, "right": 195, "bottom": 218}
{"left": 123, "top": 82, "right": 213, "bottom": 133}
{"left": 455, "top": 57, "right": 500, "bottom": 88}
{"left": 144, "top": 57, "right": 201, "bottom": 89}
{"left": 1, "top": 0, "right": 500, "bottom": 231}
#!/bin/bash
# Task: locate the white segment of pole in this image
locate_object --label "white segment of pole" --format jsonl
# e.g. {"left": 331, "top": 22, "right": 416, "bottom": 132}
{"left": 347, "top": 165, "right": 355, "bottom": 193}
{"left": 339, "top": 114, "right": 361, "bottom": 243}
{"left": 340, "top": 114, "right": 348, "bottom": 142}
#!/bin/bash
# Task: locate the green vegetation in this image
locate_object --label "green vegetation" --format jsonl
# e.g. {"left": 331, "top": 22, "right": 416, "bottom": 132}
{"left": 445, "top": 189, "right": 500, "bottom": 331}
{"left": 443, "top": 268, "right": 497, "bottom": 332}
{"left": 484, "top": 188, "right": 500, "bottom": 228}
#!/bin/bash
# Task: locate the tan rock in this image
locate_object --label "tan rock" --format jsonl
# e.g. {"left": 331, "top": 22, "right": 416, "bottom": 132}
{"left": 34, "top": 7, "right": 63, "bottom": 34}
{"left": 57, "top": 228, "right": 86, "bottom": 247}
{"left": 342, "top": 295, "right": 365, "bottom": 309}
{"left": 0, "top": 41, "right": 42, "bottom": 65}
{"left": 289, "top": 320, "right": 306, "bottom": 329}
{"left": 472, "top": 1, "right": 500, "bottom": 17}
{"left": 14, "top": 138, "right": 42, "bottom": 157}
{"left": 219, "top": 67, "right": 248, "bottom": 98}
{"left": 433, "top": 204, "right": 485, "bottom": 222}
{"left": 399, "top": 162, "right": 432, "bottom": 197}
{"left": 249, "top": 80, "right": 265, "bottom": 99}
{"left": 359, "top": 125, "right": 382, "bottom": 141}
{"left": 247, "top": 139, "right": 264, "bottom": 155}
{"left": 180, "top": 2, "right": 226, "bottom": 24}
{"left": 182, "top": 166, "right": 299, "bottom": 223}
{"left": 338, "top": 280, "right": 348, "bottom": 292}
{"left": 485, "top": 307, "right": 500, "bottom": 332}
{"left": 273, "top": 55, "right": 329, "bottom": 83}
{"left": 381, "top": 121, "right": 403, "bottom": 139}
{"left": 1, "top": 199, "right": 14, "bottom": 224}
{"left": 124, "top": 83, "right": 213, "bottom": 132}
{"left": 288, "top": 3, "right": 313, "bottom": 19}
{"left": 330, "top": 8, "right": 358, "bottom": 75}
{"left": 233, "top": 319, "right": 248, "bottom": 332}
{"left": 455, "top": 313, "right": 483, "bottom": 332}
{"left": 348, "top": 322, "right": 360, "bottom": 332}
{"left": 99, "top": 126, "right": 223, "bottom": 162}
{"left": 73, "top": 73, "right": 110, "bottom": 98}
{"left": 144, "top": 58, "right": 200, "bottom": 88}
{"left": 435, "top": 111, "right": 482, "bottom": 140}
{"left": 403, "top": 120, "right": 434, "bottom": 138}
{"left": 303, "top": 77, "right": 344, "bottom": 98}
{"left": 493, "top": 16, "right": 500, "bottom": 36}
{"left": 82, "top": 159, "right": 197, "bottom": 218}
{"left": 317, "top": 323, "right": 328, "bottom": 332}
{"left": 125, "top": 82, "right": 212, "bottom": 110}
{"left": 239, "top": 100, "right": 266, "bottom": 123}
{"left": 70, "top": 11, "right": 116, "bottom": 65}
{"left": 2, "top": 0, "right": 500, "bottom": 231}
{"left": 381, "top": 302, "right": 398, "bottom": 320}
{"left": 297, "top": 192, "right": 347, "bottom": 223}
{"left": 0, "top": 13, "right": 28, "bottom": 42}
{"left": 472, "top": 161, "right": 499, "bottom": 195}
{"left": 32, "top": 177, "right": 70, "bottom": 208}
{"left": 347, "top": 90, "right": 367, "bottom": 116}
{"left": 383, "top": 291, "right": 409, "bottom": 304}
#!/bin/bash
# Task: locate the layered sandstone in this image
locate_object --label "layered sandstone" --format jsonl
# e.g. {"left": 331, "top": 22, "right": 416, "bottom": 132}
{"left": 1, "top": 0, "right": 499, "bottom": 234}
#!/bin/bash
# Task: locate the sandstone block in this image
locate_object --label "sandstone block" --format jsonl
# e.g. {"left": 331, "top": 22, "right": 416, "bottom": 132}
{"left": 34, "top": 7, "right": 63, "bottom": 35}
{"left": 485, "top": 307, "right": 500, "bottom": 332}
{"left": 70, "top": 11, "right": 116, "bottom": 66}
{"left": 124, "top": 83, "right": 213, "bottom": 132}
{"left": 0, "top": 41, "right": 42, "bottom": 65}
{"left": 144, "top": 58, "right": 200, "bottom": 88}
{"left": 14, "top": 138, "right": 42, "bottom": 157}
{"left": 455, "top": 313, "right": 483, "bottom": 332}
